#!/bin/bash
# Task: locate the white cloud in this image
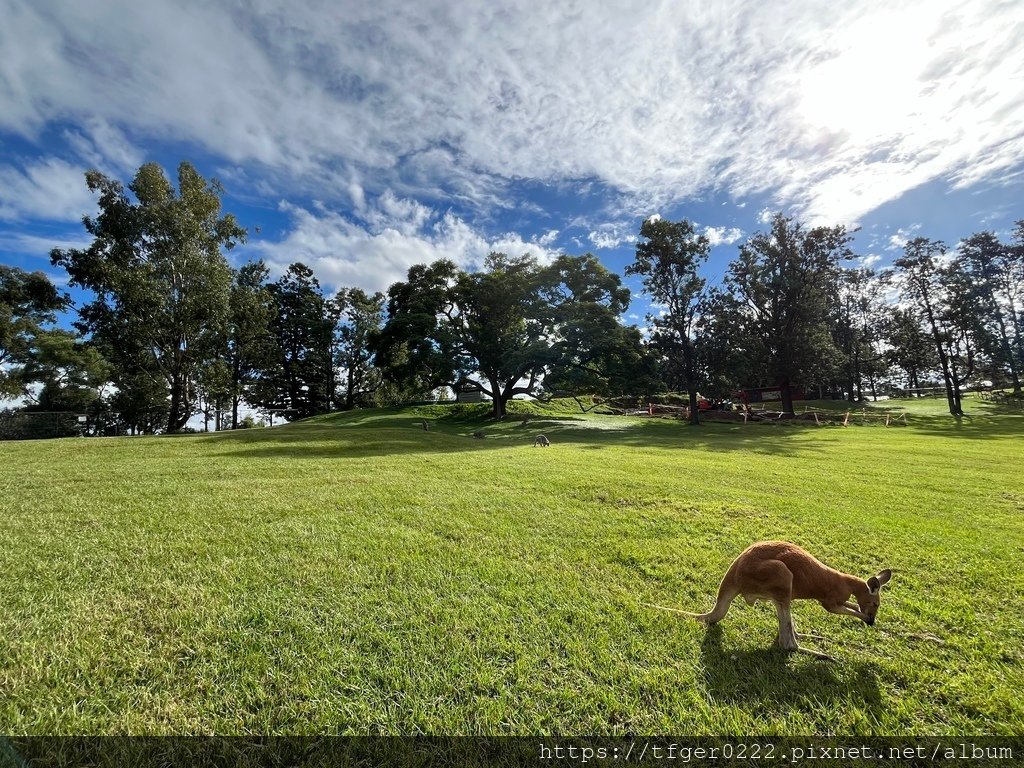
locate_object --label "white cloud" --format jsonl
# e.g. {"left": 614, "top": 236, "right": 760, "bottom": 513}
{"left": 253, "top": 191, "right": 562, "bottom": 293}
{"left": 62, "top": 118, "right": 143, "bottom": 175}
{"left": 886, "top": 224, "right": 923, "bottom": 251}
{"left": 587, "top": 223, "right": 637, "bottom": 250}
{"left": 703, "top": 226, "right": 744, "bottom": 247}
{"left": 2, "top": 0, "right": 1022, "bottom": 226}
{"left": 0, "top": 231, "right": 92, "bottom": 257}
{"left": 0, "top": 158, "right": 96, "bottom": 222}
{"left": 537, "top": 229, "right": 559, "bottom": 246}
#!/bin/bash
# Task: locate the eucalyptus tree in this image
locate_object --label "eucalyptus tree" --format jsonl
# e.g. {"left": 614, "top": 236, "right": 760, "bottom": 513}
{"left": 538, "top": 253, "right": 649, "bottom": 406}
{"left": 957, "top": 230, "right": 1023, "bottom": 394}
{"left": 881, "top": 306, "right": 937, "bottom": 394}
{"left": 333, "top": 287, "right": 386, "bottom": 410}
{"left": 831, "top": 267, "right": 890, "bottom": 400}
{"left": 892, "top": 237, "right": 971, "bottom": 415}
{"left": 256, "top": 263, "right": 337, "bottom": 419}
{"left": 51, "top": 162, "right": 245, "bottom": 432}
{"left": 625, "top": 217, "right": 710, "bottom": 424}
{"left": 225, "top": 260, "right": 278, "bottom": 427}
{"left": 0, "top": 266, "right": 69, "bottom": 399}
{"left": 721, "top": 214, "right": 851, "bottom": 415}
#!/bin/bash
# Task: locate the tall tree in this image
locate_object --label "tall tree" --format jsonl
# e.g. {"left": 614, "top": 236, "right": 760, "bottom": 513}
{"left": 333, "top": 287, "right": 385, "bottom": 410}
{"left": 625, "top": 217, "right": 710, "bottom": 424}
{"left": 957, "top": 231, "right": 1023, "bottom": 394}
{"left": 257, "top": 263, "right": 336, "bottom": 419}
{"left": 881, "top": 306, "right": 937, "bottom": 394}
{"left": 893, "top": 237, "right": 971, "bottom": 416}
{"left": 0, "top": 267, "right": 69, "bottom": 399}
{"left": 538, "top": 254, "right": 647, "bottom": 405}
{"left": 451, "top": 252, "right": 548, "bottom": 418}
{"left": 373, "top": 259, "right": 468, "bottom": 404}
{"left": 830, "top": 267, "right": 889, "bottom": 401}
{"left": 721, "top": 214, "right": 851, "bottom": 415}
{"left": 51, "top": 162, "right": 245, "bottom": 432}
{"left": 226, "top": 260, "right": 278, "bottom": 427}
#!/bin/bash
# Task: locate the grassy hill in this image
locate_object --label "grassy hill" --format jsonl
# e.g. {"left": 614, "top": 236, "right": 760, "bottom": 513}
{"left": 1, "top": 396, "right": 1022, "bottom": 735}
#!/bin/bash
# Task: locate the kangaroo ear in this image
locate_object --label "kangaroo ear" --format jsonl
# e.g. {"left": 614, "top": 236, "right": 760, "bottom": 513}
{"left": 868, "top": 569, "right": 892, "bottom": 593}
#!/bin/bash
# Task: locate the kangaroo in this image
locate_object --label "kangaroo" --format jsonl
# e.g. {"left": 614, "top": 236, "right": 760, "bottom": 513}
{"left": 533, "top": 434, "right": 550, "bottom": 447}
{"left": 662, "top": 541, "right": 891, "bottom": 656}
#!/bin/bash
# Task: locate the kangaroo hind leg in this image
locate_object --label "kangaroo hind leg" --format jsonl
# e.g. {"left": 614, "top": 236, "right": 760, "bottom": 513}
{"left": 693, "top": 579, "right": 741, "bottom": 625}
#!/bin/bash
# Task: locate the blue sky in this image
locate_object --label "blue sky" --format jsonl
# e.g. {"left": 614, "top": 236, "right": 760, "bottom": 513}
{"left": 2, "top": 0, "right": 1023, "bottom": 330}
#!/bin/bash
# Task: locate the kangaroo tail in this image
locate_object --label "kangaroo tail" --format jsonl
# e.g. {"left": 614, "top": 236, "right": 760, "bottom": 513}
{"left": 643, "top": 580, "right": 739, "bottom": 624}
{"left": 641, "top": 597, "right": 734, "bottom": 624}
{"left": 641, "top": 602, "right": 705, "bottom": 617}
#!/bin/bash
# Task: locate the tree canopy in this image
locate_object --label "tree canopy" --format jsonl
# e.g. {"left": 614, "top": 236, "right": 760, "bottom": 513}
{"left": 375, "top": 252, "right": 641, "bottom": 418}
{"left": 720, "top": 214, "right": 853, "bottom": 415}
{"left": 51, "top": 162, "right": 245, "bottom": 432}
{"left": 626, "top": 217, "right": 710, "bottom": 424}
{"left": 1, "top": 266, "right": 69, "bottom": 399}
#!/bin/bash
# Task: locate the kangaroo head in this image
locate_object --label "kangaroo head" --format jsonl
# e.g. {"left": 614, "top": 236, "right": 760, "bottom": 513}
{"left": 856, "top": 569, "right": 892, "bottom": 625}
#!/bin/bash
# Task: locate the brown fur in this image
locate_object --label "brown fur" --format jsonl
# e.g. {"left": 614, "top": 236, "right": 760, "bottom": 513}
{"left": 689, "top": 541, "right": 892, "bottom": 654}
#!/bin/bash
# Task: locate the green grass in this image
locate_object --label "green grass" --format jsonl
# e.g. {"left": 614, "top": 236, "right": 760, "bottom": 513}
{"left": 1, "top": 396, "right": 1022, "bottom": 735}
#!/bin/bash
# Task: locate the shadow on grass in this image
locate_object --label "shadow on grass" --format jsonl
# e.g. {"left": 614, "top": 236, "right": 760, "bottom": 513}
{"left": 697, "top": 625, "right": 881, "bottom": 707}
{"left": 206, "top": 418, "right": 837, "bottom": 460}
{"left": 202, "top": 401, "right": 1024, "bottom": 462}
{"left": 898, "top": 412, "right": 1024, "bottom": 440}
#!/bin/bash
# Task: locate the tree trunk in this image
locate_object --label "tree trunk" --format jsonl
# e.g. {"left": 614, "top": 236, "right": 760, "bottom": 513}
{"left": 1008, "top": 295, "right": 1023, "bottom": 392}
{"left": 779, "top": 376, "right": 795, "bottom": 416}
{"left": 920, "top": 294, "right": 961, "bottom": 416}
{"left": 995, "top": 316, "right": 1021, "bottom": 395}
{"left": 345, "top": 363, "right": 356, "bottom": 410}
{"left": 487, "top": 377, "right": 507, "bottom": 419}
{"left": 853, "top": 347, "right": 863, "bottom": 401}
{"left": 682, "top": 341, "right": 700, "bottom": 425}
{"left": 687, "top": 388, "right": 700, "bottom": 425}
{"left": 168, "top": 374, "right": 183, "bottom": 433}
{"left": 491, "top": 395, "right": 507, "bottom": 419}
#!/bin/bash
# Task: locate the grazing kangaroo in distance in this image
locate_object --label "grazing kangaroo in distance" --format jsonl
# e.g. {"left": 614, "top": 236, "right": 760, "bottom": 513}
{"left": 534, "top": 434, "right": 550, "bottom": 447}
{"left": 662, "top": 541, "right": 891, "bottom": 657}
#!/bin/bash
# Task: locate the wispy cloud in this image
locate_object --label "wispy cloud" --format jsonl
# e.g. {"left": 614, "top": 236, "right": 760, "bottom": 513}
{"left": 0, "top": 158, "right": 96, "bottom": 222}
{"left": 0, "top": 231, "right": 92, "bottom": 257}
{"left": 886, "top": 224, "right": 923, "bottom": 251}
{"left": 587, "top": 223, "right": 637, "bottom": 250}
{"left": 2, "top": 0, "right": 1022, "bottom": 226}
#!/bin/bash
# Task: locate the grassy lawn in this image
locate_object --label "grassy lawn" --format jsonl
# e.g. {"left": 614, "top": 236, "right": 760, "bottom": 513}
{"left": 1, "top": 396, "right": 1022, "bottom": 735}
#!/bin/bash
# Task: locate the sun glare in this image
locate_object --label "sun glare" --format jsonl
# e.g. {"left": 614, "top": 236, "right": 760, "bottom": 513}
{"left": 797, "top": 8, "right": 935, "bottom": 143}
